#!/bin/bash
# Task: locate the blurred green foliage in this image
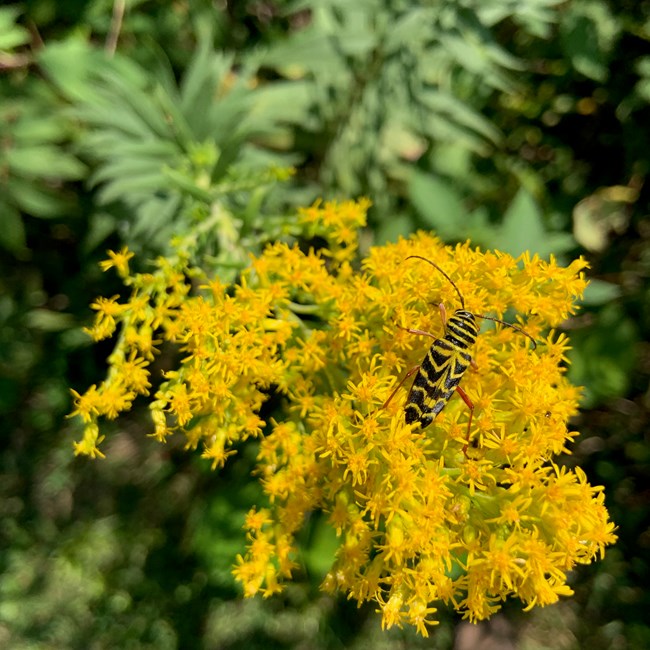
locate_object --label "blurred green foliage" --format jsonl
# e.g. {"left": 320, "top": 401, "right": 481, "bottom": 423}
{"left": 1, "top": 0, "right": 648, "bottom": 647}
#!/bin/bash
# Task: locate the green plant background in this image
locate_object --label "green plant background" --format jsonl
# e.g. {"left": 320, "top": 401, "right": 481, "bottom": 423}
{"left": 1, "top": 1, "right": 648, "bottom": 647}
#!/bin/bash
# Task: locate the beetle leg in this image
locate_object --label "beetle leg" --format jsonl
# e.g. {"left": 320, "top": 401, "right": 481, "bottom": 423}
{"left": 381, "top": 364, "right": 421, "bottom": 410}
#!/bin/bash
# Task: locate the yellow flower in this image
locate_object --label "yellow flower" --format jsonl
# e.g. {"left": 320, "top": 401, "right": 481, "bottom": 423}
{"left": 72, "top": 422, "right": 105, "bottom": 459}
{"left": 69, "top": 385, "right": 102, "bottom": 423}
{"left": 99, "top": 246, "right": 134, "bottom": 277}
{"left": 70, "top": 199, "right": 616, "bottom": 635}
{"left": 202, "top": 435, "right": 237, "bottom": 470}
{"left": 113, "top": 351, "right": 151, "bottom": 395}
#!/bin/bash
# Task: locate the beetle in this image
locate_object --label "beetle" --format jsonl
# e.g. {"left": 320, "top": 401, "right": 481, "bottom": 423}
{"left": 382, "top": 255, "right": 537, "bottom": 453}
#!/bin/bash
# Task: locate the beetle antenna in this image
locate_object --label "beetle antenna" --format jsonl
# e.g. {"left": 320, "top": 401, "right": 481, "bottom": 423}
{"left": 406, "top": 255, "right": 537, "bottom": 349}
{"left": 474, "top": 314, "right": 538, "bottom": 350}
{"left": 406, "top": 255, "right": 465, "bottom": 309}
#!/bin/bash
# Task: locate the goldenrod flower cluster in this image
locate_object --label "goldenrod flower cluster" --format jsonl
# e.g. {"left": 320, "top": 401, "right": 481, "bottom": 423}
{"left": 70, "top": 199, "right": 616, "bottom": 634}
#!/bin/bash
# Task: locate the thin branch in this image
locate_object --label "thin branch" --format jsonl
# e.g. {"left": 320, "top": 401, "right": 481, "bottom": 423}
{"left": 0, "top": 53, "right": 32, "bottom": 69}
{"left": 106, "top": 0, "right": 126, "bottom": 56}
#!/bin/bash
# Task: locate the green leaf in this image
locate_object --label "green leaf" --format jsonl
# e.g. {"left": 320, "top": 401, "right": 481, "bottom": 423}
{"left": 95, "top": 172, "right": 171, "bottom": 205}
{"left": 82, "top": 212, "right": 119, "bottom": 254}
{"left": 89, "top": 157, "right": 168, "bottom": 188}
{"left": 418, "top": 89, "right": 502, "bottom": 145}
{"left": 37, "top": 39, "right": 91, "bottom": 100}
{"left": 325, "top": 4, "right": 378, "bottom": 58}
{"left": 180, "top": 33, "right": 233, "bottom": 122}
{"left": 162, "top": 167, "right": 213, "bottom": 203}
{"left": 440, "top": 31, "right": 517, "bottom": 81}
{"left": 581, "top": 279, "right": 622, "bottom": 306}
{"left": 6, "top": 145, "right": 86, "bottom": 180}
{"left": 635, "top": 57, "right": 650, "bottom": 102}
{"left": 375, "top": 214, "right": 415, "bottom": 244}
{"left": 8, "top": 176, "right": 70, "bottom": 218}
{"left": 82, "top": 132, "right": 178, "bottom": 161}
{"left": 250, "top": 81, "right": 314, "bottom": 130}
{"left": 559, "top": 0, "right": 619, "bottom": 82}
{"left": 129, "top": 195, "right": 182, "bottom": 243}
{"left": 80, "top": 96, "right": 161, "bottom": 140}
{"left": 499, "top": 188, "right": 545, "bottom": 255}
{"left": 263, "top": 28, "right": 342, "bottom": 78}
{"left": 37, "top": 37, "right": 123, "bottom": 103}
{"left": 10, "top": 114, "right": 70, "bottom": 144}
{"left": 151, "top": 83, "right": 194, "bottom": 149}
{"left": 409, "top": 172, "right": 466, "bottom": 239}
{"left": 0, "top": 7, "right": 30, "bottom": 50}
{"left": 568, "top": 303, "right": 638, "bottom": 406}
{"left": 96, "top": 68, "right": 172, "bottom": 140}
{"left": 302, "top": 516, "right": 338, "bottom": 580}
{"left": 0, "top": 202, "right": 26, "bottom": 252}
{"left": 384, "top": 8, "right": 431, "bottom": 53}
{"left": 499, "top": 187, "right": 575, "bottom": 257}
{"left": 27, "top": 309, "right": 75, "bottom": 332}
{"left": 478, "top": 0, "right": 562, "bottom": 38}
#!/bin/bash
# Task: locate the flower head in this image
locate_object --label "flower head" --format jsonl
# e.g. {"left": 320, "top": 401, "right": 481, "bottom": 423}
{"left": 70, "top": 199, "right": 616, "bottom": 633}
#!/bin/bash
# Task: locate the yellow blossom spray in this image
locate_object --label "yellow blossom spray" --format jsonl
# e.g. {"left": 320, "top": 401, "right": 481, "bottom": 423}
{"left": 70, "top": 198, "right": 616, "bottom": 634}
